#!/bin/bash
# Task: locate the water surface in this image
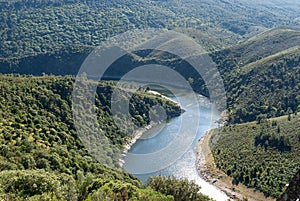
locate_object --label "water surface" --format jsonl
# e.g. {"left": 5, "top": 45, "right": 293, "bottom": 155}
{"left": 124, "top": 87, "right": 228, "bottom": 201}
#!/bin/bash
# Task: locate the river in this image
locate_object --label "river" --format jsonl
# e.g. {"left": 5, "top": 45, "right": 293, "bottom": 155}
{"left": 124, "top": 87, "right": 229, "bottom": 201}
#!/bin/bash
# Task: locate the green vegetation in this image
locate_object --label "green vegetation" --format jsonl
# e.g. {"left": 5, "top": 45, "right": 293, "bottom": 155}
{"left": 0, "top": 0, "right": 235, "bottom": 59}
{"left": 0, "top": 169, "right": 173, "bottom": 201}
{"left": 210, "top": 115, "right": 300, "bottom": 198}
{"left": 148, "top": 176, "right": 214, "bottom": 201}
{"left": 0, "top": 74, "right": 181, "bottom": 168}
{"left": 0, "top": 1, "right": 299, "bottom": 125}
{"left": 1, "top": 0, "right": 300, "bottom": 199}
{"left": 1, "top": 0, "right": 300, "bottom": 74}
{"left": 211, "top": 27, "right": 300, "bottom": 123}
{"left": 0, "top": 74, "right": 210, "bottom": 201}
{"left": 5, "top": 26, "right": 298, "bottom": 125}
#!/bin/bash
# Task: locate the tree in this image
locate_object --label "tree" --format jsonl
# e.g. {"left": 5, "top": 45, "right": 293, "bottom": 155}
{"left": 147, "top": 176, "right": 213, "bottom": 201}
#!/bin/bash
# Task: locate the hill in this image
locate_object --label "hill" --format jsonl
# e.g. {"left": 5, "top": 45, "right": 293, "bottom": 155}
{"left": 210, "top": 114, "right": 300, "bottom": 198}
{"left": 1, "top": 0, "right": 300, "bottom": 75}
{"left": 0, "top": 2, "right": 299, "bottom": 125}
{"left": 0, "top": 74, "right": 214, "bottom": 201}
{"left": 213, "top": 27, "right": 300, "bottom": 72}
{"left": 211, "top": 27, "right": 300, "bottom": 123}
{"left": 196, "top": 26, "right": 300, "bottom": 200}
{"left": 107, "top": 27, "right": 300, "bottom": 123}
{"left": 3, "top": 27, "right": 299, "bottom": 125}
{"left": 1, "top": 1, "right": 300, "bottom": 200}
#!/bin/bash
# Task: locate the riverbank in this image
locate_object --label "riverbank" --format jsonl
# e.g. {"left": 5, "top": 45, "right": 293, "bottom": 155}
{"left": 196, "top": 129, "right": 276, "bottom": 201}
{"left": 119, "top": 121, "right": 160, "bottom": 166}
{"left": 119, "top": 89, "right": 181, "bottom": 166}
{"left": 147, "top": 90, "right": 181, "bottom": 106}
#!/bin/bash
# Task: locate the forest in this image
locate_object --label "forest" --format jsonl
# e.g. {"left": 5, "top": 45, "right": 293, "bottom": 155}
{"left": 0, "top": 0, "right": 300, "bottom": 200}
{"left": 1, "top": 0, "right": 300, "bottom": 60}
{"left": 210, "top": 114, "right": 300, "bottom": 198}
{"left": 0, "top": 74, "right": 213, "bottom": 201}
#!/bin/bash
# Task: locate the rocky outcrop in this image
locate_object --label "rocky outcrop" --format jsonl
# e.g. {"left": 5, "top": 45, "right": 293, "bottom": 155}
{"left": 277, "top": 169, "right": 300, "bottom": 201}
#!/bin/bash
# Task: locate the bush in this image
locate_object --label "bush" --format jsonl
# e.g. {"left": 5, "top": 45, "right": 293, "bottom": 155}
{"left": 147, "top": 176, "right": 214, "bottom": 201}
{"left": 0, "top": 170, "right": 77, "bottom": 201}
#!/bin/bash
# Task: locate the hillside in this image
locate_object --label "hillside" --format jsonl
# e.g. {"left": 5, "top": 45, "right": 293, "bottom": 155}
{"left": 211, "top": 27, "right": 300, "bottom": 123}
{"left": 1, "top": 0, "right": 300, "bottom": 75}
{"left": 0, "top": 2, "right": 299, "bottom": 126}
{"left": 0, "top": 74, "right": 214, "bottom": 201}
{"left": 212, "top": 27, "right": 300, "bottom": 73}
{"left": 3, "top": 27, "right": 299, "bottom": 125}
{"left": 1, "top": 1, "right": 300, "bottom": 200}
{"left": 210, "top": 114, "right": 300, "bottom": 198}
{"left": 108, "top": 27, "right": 300, "bottom": 123}
{"left": 195, "top": 26, "right": 300, "bottom": 200}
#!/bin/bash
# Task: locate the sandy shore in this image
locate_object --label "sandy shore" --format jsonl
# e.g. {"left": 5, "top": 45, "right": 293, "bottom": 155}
{"left": 196, "top": 130, "right": 246, "bottom": 200}
{"left": 196, "top": 130, "right": 275, "bottom": 201}
{"left": 147, "top": 90, "right": 181, "bottom": 106}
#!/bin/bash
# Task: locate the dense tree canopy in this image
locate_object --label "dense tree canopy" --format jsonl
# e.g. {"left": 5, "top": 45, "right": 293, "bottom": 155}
{"left": 211, "top": 115, "right": 300, "bottom": 198}
{"left": 0, "top": 75, "right": 198, "bottom": 201}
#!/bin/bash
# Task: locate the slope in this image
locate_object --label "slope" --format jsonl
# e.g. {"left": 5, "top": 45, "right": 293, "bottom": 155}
{"left": 210, "top": 114, "right": 300, "bottom": 198}
{"left": 211, "top": 27, "right": 300, "bottom": 123}
{"left": 1, "top": 0, "right": 300, "bottom": 75}
{"left": 0, "top": 74, "right": 185, "bottom": 200}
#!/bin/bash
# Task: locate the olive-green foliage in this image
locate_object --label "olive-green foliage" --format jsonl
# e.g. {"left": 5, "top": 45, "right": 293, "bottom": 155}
{"left": 210, "top": 115, "right": 300, "bottom": 198}
{"left": 0, "top": 0, "right": 211, "bottom": 60}
{"left": 254, "top": 129, "right": 292, "bottom": 152}
{"left": 1, "top": 0, "right": 300, "bottom": 74}
{"left": 147, "top": 175, "right": 215, "bottom": 201}
{"left": 0, "top": 74, "right": 181, "bottom": 170}
{"left": 86, "top": 180, "right": 173, "bottom": 201}
{"left": 0, "top": 170, "right": 77, "bottom": 200}
{"left": 0, "top": 1, "right": 300, "bottom": 124}
{"left": 3, "top": 27, "right": 299, "bottom": 126}
{"left": 0, "top": 74, "right": 183, "bottom": 201}
{"left": 0, "top": 169, "right": 174, "bottom": 201}
{"left": 211, "top": 28, "right": 300, "bottom": 123}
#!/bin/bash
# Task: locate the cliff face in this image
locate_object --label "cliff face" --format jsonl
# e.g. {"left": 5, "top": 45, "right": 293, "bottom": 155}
{"left": 277, "top": 169, "right": 300, "bottom": 201}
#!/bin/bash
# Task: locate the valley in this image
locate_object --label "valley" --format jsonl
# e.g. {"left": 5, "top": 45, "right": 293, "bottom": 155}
{"left": 0, "top": 0, "right": 299, "bottom": 200}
